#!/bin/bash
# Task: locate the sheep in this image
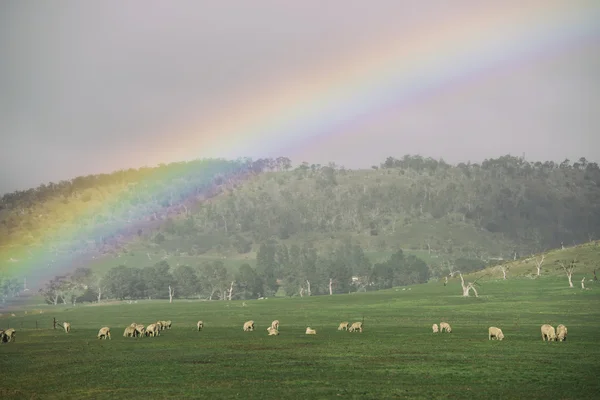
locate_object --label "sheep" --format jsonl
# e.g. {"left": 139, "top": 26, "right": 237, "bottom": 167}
{"left": 267, "top": 326, "right": 279, "bottom": 336}
{"left": 197, "top": 321, "right": 204, "bottom": 331}
{"left": 348, "top": 321, "right": 363, "bottom": 333}
{"left": 440, "top": 322, "right": 452, "bottom": 333}
{"left": 2, "top": 328, "right": 16, "bottom": 343}
{"left": 63, "top": 322, "right": 71, "bottom": 333}
{"left": 270, "top": 320, "right": 280, "bottom": 330}
{"left": 338, "top": 322, "right": 349, "bottom": 331}
{"left": 165, "top": 320, "right": 172, "bottom": 329}
{"left": 432, "top": 324, "right": 439, "bottom": 333}
{"left": 97, "top": 327, "right": 111, "bottom": 340}
{"left": 243, "top": 320, "right": 255, "bottom": 332}
{"left": 556, "top": 324, "right": 568, "bottom": 342}
{"left": 134, "top": 324, "right": 145, "bottom": 337}
{"left": 541, "top": 324, "right": 557, "bottom": 341}
{"left": 123, "top": 326, "right": 137, "bottom": 338}
{"left": 305, "top": 327, "right": 317, "bottom": 335}
{"left": 146, "top": 323, "right": 159, "bottom": 337}
{"left": 155, "top": 321, "right": 164, "bottom": 331}
{"left": 488, "top": 326, "right": 504, "bottom": 341}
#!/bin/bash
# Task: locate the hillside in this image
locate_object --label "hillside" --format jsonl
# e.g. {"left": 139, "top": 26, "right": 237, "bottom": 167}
{"left": 1, "top": 154, "right": 600, "bottom": 299}
{"left": 470, "top": 240, "right": 600, "bottom": 282}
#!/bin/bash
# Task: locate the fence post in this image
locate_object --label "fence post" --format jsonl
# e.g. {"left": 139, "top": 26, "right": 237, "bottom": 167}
{"left": 53, "top": 317, "right": 56, "bottom": 330}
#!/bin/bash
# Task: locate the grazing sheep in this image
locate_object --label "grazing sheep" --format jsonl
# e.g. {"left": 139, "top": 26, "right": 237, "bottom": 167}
{"left": 165, "top": 320, "right": 172, "bottom": 329}
{"left": 243, "top": 320, "right": 255, "bottom": 332}
{"left": 123, "top": 326, "right": 137, "bottom": 338}
{"left": 348, "top": 321, "right": 363, "bottom": 333}
{"left": 2, "top": 328, "right": 16, "bottom": 343}
{"left": 305, "top": 327, "right": 317, "bottom": 335}
{"left": 338, "top": 322, "right": 349, "bottom": 331}
{"left": 440, "top": 322, "right": 452, "bottom": 333}
{"left": 146, "top": 323, "right": 159, "bottom": 337}
{"left": 267, "top": 326, "right": 279, "bottom": 336}
{"left": 197, "top": 321, "right": 204, "bottom": 331}
{"left": 432, "top": 324, "right": 439, "bottom": 333}
{"left": 97, "top": 327, "right": 111, "bottom": 340}
{"left": 556, "top": 324, "right": 568, "bottom": 342}
{"left": 541, "top": 324, "right": 557, "bottom": 341}
{"left": 488, "top": 326, "right": 504, "bottom": 341}
{"left": 63, "top": 322, "right": 71, "bottom": 333}
{"left": 134, "top": 324, "right": 145, "bottom": 337}
{"left": 270, "top": 320, "right": 280, "bottom": 330}
{"left": 155, "top": 321, "right": 164, "bottom": 331}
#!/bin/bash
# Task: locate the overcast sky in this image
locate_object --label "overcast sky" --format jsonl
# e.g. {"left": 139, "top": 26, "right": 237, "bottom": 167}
{"left": 1, "top": 1, "right": 599, "bottom": 194}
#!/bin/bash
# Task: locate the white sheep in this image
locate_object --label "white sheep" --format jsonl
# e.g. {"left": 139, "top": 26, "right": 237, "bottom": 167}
{"left": 541, "top": 324, "right": 556, "bottom": 341}
{"left": 440, "top": 322, "right": 452, "bottom": 333}
{"left": 556, "top": 324, "right": 568, "bottom": 342}
{"left": 97, "top": 327, "right": 111, "bottom": 340}
{"left": 2, "top": 328, "right": 16, "bottom": 343}
{"left": 305, "top": 327, "right": 317, "bottom": 335}
{"left": 338, "top": 322, "right": 349, "bottom": 331}
{"left": 270, "top": 320, "right": 280, "bottom": 330}
{"left": 432, "top": 324, "right": 439, "bottom": 333}
{"left": 197, "top": 321, "right": 204, "bottom": 331}
{"left": 488, "top": 326, "right": 504, "bottom": 341}
{"left": 267, "top": 326, "right": 279, "bottom": 336}
{"left": 243, "top": 320, "right": 255, "bottom": 332}
{"left": 348, "top": 321, "right": 363, "bottom": 333}
{"left": 63, "top": 322, "right": 71, "bottom": 333}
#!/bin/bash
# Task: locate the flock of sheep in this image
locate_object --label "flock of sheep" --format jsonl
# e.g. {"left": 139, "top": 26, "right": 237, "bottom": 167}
{"left": 0, "top": 319, "right": 568, "bottom": 344}
{"left": 240, "top": 319, "right": 365, "bottom": 336}
{"left": 430, "top": 322, "right": 568, "bottom": 342}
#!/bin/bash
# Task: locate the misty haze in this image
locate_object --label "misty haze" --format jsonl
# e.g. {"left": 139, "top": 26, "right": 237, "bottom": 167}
{"left": 1, "top": 1, "right": 599, "bottom": 399}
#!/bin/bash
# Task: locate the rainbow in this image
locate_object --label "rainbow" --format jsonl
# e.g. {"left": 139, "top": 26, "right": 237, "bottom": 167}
{"left": 1, "top": 1, "right": 598, "bottom": 290}
{"left": 163, "top": 1, "right": 600, "bottom": 163}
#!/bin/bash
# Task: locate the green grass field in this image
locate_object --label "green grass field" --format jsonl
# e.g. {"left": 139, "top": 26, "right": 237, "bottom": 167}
{"left": 2, "top": 277, "right": 599, "bottom": 400}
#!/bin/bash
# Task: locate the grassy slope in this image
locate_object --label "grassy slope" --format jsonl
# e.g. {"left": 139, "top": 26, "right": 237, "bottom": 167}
{"left": 472, "top": 240, "right": 600, "bottom": 281}
{"left": 2, "top": 276, "right": 599, "bottom": 400}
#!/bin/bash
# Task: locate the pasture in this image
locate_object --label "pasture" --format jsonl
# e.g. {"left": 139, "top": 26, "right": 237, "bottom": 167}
{"left": 2, "top": 277, "right": 599, "bottom": 399}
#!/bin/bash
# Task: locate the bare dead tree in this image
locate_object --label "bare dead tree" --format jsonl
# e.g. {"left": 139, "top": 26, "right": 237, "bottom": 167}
{"left": 458, "top": 272, "right": 484, "bottom": 297}
{"left": 444, "top": 276, "right": 448, "bottom": 287}
{"left": 593, "top": 269, "right": 598, "bottom": 282}
{"left": 581, "top": 277, "right": 586, "bottom": 289}
{"left": 498, "top": 264, "right": 510, "bottom": 280}
{"left": 168, "top": 285, "right": 175, "bottom": 303}
{"left": 299, "top": 287, "right": 304, "bottom": 297}
{"left": 328, "top": 278, "right": 333, "bottom": 296}
{"left": 534, "top": 254, "right": 545, "bottom": 277}
{"left": 557, "top": 259, "right": 576, "bottom": 288}
{"left": 227, "top": 281, "right": 234, "bottom": 301}
{"left": 306, "top": 280, "right": 312, "bottom": 296}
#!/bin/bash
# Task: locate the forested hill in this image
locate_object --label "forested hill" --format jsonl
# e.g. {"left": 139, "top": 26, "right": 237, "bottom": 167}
{"left": 1, "top": 155, "right": 600, "bottom": 269}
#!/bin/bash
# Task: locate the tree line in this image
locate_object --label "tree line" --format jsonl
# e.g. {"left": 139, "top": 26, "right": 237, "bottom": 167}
{"left": 37, "top": 241, "right": 432, "bottom": 303}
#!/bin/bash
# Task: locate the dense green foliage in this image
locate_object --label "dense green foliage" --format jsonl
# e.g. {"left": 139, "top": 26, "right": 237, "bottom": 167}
{"left": 2, "top": 154, "right": 600, "bottom": 300}
{"left": 2, "top": 276, "right": 599, "bottom": 399}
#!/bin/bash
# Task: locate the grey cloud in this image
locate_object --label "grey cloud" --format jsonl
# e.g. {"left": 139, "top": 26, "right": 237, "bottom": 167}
{"left": 1, "top": 0, "right": 599, "bottom": 193}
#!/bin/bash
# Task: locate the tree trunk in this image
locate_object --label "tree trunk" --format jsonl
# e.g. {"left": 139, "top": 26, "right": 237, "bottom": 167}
{"left": 227, "top": 281, "right": 234, "bottom": 301}
{"left": 502, "top": 268, "right": 507, "bottom": 280}
{"left": 306, "top": 280, "right": 311, "bottom": 296}
{"left": 97, "top": 287, "right": 102, "bottom": 302}
{"left": 168, "top": 285, "right": 174, "bottom": 303}
{"left": 568, "top": 274, "right": 573, "bottom": 288}
{"left": 581, "top": 277, "right": 585, "bottom": 289}
{"left": 329, "top": 278, "right": 333, "bottom": 295}
{"left": 299, "top": 287, "right": 304, "bottom": 297}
